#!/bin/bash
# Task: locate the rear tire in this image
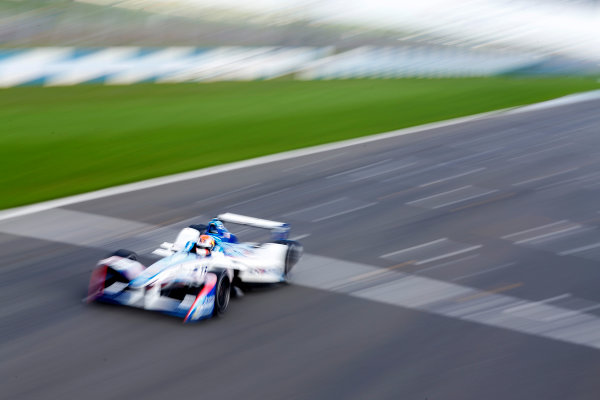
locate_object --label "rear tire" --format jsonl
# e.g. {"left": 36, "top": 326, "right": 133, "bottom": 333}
{"left": 274, "top": 240, "right": 303, "bottom": 277}
{"left": 112, "top": 249, "right": 138, "bottom": 261}
{"left": 213, "top": 270, "right": 231, "bottom": 316}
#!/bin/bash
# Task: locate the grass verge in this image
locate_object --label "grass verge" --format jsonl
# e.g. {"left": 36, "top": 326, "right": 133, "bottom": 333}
{"left": 1, "top": 77, "right": 598, "bottom": 210}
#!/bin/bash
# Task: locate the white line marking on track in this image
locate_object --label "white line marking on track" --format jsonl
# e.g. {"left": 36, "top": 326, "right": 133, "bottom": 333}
{"left": 381, "top": 151, "right": 498, "bottom": 184}
{"left": 439, "top": 150, "right": 498, "bottom": 166}
{"left": 431, "top": 189, "right": 498, "bottom": 209}
{"left": 415, "top": 245, "right": 482, "bottom": 265}
{"left": 457, "top": 299, "right": 531, "bottom": 320}
{"left": 512, "top": 168, "right": 579, "bottom": 186}
{"left": 350, "top": 162, "right": 416, "bottom": 181}
{"left": 514, "top": 225, "right": 582, "bottom": 244}
{"left": 312, "top": 202, "right": 377, "bottom": 222}
{"left": 503, "top": 293, "right": 571, "bottom": 314}
{"left": 559, "top": 241, "right": 600, "bottom": 256}
{"left": 501, "top": 221, "right": 569, "bottom": 240}
{"left": 542, "top": 304, "right": 600, "bottom": 322}
{"left": 282, "top": 152, "right": 348, "bottom": 172}
{"left": 419, "top": 168, "right": 486, "bottom": 187}
{"left": 380, "top": 238, "right": 448, "bottom": 259}
{"left": 293, "top": 246, "right": 600, "bottom": 351}
{"left": 406, "top": 186, "right": 472, "bottom": 205}
{"left": 416, "top": 254, "right": 479, "bottom": 273}
{"left": 326, "top": 159, "right": 391, "bottom": 179}
{"left": 381, "top": 164, "right": 444, "bottom": 183}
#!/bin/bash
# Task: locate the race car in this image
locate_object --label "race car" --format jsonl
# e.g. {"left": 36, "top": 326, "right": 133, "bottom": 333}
{"left": 87, "top": 213, "right": 303, "bottom": 323}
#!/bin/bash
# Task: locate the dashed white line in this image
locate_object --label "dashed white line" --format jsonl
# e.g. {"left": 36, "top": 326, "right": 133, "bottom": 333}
{"left": 431, "top": 189, "right": 498, "bottom": 209}
{"left": 501, "top": 220, "right": 569, "bottom": 240}
{"left": 419, "top": 168, "right": 486, "bottom": 187}
{"left": 415, "top": 245, "right": 483, "bottom": 265}
{"left": 503, "top": 293, "right": 571, "bottom": 314}
{"left": 380, "top": 238, "right": 448, "bottom": 259}
{"left": 416, "top": 254, "right": 480, "bottom": 273}
{"left": 406, "top": 186, "right": 472, "bottom": 205}
{"left": 511, "top": 168, "right": 579, "bottom": 186}
{"left": 382, "top": 163, "right": 444, "bottom": 183}
{"left": 312, "top": 202, "right": 377, "bottom": 222}
{"left": 326, "top": 159, "right": 392, "bottom": 179}
{"left": 282, "top": 152, "right": 347, "bottom": 172}
{"left": 559, "top": 241, "right": 600, "bottom": 256}
{"left": 294, "top": 244, "right": 600, "bottom": 351}
{"left": 350, "top": 162, "right": 416, "bottom": 181}
{"left": 514, "top": 225, "right": 583, "bottom": 244}
{"left": 543, "top": 304, "right": 600, "bottom": 322}
{"left": 441, "top": 149, "right": 499, "bottom": 166}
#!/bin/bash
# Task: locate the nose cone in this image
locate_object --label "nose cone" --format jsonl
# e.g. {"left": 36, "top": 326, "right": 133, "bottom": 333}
{"left": 129, "top": 252, "right": 193, "bottom": 289}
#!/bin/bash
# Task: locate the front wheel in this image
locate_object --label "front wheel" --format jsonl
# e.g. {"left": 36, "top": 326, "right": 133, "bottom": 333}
{"left": 213, "top": 270, "right": 231, "bottom": 316}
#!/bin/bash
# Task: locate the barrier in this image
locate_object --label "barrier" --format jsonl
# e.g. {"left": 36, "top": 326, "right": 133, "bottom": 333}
{"left": 0, "top": 46, "right": 553, "bottom": 87}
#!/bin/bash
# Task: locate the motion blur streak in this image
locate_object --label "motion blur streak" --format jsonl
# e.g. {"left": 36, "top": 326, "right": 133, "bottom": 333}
{"left": 3, "top": 1, "right": 599, "bottom": 73}
{"left": 75, "top": 0, "right": 599, "bottom": 61}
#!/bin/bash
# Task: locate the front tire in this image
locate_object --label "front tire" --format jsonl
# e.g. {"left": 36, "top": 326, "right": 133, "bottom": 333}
{"left": 213, "top": 270, "right": 231, "bottom": 316}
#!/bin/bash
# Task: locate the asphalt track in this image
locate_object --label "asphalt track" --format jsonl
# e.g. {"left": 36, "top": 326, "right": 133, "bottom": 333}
{"left": 3, "top": 94, "right": 600, "bottom": 399}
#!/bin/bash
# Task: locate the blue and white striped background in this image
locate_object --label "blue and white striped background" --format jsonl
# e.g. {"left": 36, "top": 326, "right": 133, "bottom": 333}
{"left": 0, "top": 46, "right": 541, "bottom": 87}
{"left": 0, "top": 47, "right": 331, "bottom": 87}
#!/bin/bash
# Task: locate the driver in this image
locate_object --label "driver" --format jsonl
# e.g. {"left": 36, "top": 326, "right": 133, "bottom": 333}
{"left": 196, "top": 234, "right": 216, "bottom": 257}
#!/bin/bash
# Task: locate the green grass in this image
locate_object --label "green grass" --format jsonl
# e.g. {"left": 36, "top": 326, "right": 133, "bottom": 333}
{"left": 1, "top": 77, "right": 598, "bottom": 210}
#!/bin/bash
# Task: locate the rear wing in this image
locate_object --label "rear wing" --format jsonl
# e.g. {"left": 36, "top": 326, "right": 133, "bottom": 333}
{"left": 218, "top": 213, "right": 290, "bottom": 240}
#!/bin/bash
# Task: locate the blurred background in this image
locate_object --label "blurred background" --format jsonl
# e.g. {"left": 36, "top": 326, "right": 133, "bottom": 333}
{"left": 1, "top": 0, "right": 599, "bottom": 86}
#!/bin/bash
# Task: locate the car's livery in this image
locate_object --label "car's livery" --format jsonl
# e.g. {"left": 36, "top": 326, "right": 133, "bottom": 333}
{"left": 87, "top": 213, "right": 303, "bottom": 322}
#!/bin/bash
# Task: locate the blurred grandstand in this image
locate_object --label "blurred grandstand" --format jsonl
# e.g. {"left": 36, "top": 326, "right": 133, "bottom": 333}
{"left": 0, "top": 0, "right": 598, "bottom": 86}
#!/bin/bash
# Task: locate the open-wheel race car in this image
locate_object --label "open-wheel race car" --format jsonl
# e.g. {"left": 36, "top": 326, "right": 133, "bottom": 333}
{"left": 87, "top": 213, "right": 303, "bottom": 322}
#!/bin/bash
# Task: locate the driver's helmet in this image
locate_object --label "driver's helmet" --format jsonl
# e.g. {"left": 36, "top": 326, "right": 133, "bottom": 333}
{"left": 197, "top": 234, "right": 216, "bottom": 251}
{"left": 208, "top": 219, "right": 226, "bottom": 234}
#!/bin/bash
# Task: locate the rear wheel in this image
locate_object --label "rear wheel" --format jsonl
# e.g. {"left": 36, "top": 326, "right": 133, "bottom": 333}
{"left": 274, "top": 240, "right": 303, "bottom": 277}
{"left": 213, "top": 270, "right": 231, "bottom": 316}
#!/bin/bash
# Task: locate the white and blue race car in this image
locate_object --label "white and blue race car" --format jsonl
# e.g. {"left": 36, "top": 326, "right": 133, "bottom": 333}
{"left": 87, "top": 213, "right": 303, "bottom": 323}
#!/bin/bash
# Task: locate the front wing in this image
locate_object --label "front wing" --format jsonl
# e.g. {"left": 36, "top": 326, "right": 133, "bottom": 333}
{"left": 88, "top": 258, "right": 218, "bottom": 323}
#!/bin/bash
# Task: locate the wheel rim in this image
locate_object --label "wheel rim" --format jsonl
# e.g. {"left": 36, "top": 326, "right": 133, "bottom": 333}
{"left": 217, "top": 279, "right": 229, "bottom": 311}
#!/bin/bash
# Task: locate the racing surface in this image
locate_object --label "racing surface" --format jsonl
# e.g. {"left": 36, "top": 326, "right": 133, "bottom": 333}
{"left": 3, "top": 95, "right": 600, "bottom": 399}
